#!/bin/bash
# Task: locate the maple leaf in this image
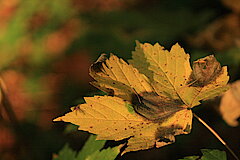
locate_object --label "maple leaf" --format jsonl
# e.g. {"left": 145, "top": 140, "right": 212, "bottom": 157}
{"left": 220, "top": 80, "right": 240, "bottom": 127}
{"left": 54, "top": 41, "right": 229, "bottom": 154}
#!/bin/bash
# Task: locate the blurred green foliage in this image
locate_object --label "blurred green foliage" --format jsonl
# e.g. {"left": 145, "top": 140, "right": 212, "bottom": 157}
{"left": 0, "top": 0, "right": 75, "bottom": 69}
{"left": 179, "top": 149, "right": 227, "bottom": 160}
{"left": 53, "top": 135, "right": 120, "bottom": 160}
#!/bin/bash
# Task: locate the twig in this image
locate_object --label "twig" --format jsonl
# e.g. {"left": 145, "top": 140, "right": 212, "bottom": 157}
{"left": 193, "top": 113, "right": 239, "bottom": 160}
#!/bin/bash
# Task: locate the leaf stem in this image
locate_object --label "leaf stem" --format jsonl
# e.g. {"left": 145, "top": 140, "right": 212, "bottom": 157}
{"left": 193, "top": 113, "right": 239, "bottom": 160}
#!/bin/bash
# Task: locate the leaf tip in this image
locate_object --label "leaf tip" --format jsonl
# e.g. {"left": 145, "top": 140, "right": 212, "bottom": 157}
{"left": 53, "top": 117, "right": 63, "bottom": 122}
{"left": 171, "top": 42, "right": 184, "bottom": 51}
{"left": 135, "top": 40, "right": 141, "bottom": 45}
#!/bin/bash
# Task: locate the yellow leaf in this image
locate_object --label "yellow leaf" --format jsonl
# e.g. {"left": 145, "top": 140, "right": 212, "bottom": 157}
{"left": 130, "top": 42, "right": 229, "bottom": 109}
{"left": 130, "top": 41, "right": 192, "bottom": 102}
{"left": 54, "top": 41, "right": 229, "bottom": 154}
{"left": 54, "top": 96, "right": 192, "bottom": 154}
{"left": 220, "top": 80, "right": 240, "bottom": 127}
{"left": 89, "top": 53, "right": 154, "bottom": 102}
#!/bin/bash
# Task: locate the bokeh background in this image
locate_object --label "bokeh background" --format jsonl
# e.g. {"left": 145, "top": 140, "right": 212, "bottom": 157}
{"left": 0, "top": 0, "right": 239, "bottom": 159}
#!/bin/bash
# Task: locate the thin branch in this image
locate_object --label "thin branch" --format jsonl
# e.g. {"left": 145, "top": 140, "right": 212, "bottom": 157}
{"left": 193, "top": 113, "right": 239, "bottom": 160}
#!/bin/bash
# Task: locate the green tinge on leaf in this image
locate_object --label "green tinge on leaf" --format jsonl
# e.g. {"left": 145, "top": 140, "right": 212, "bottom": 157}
{"left": 125, "top": 103, "right": 135, "bottom": 114}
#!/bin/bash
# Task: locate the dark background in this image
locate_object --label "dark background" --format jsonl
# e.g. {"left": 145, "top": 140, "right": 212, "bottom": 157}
{"left": 0, "top": 0, "right": 239, "bottom": 159}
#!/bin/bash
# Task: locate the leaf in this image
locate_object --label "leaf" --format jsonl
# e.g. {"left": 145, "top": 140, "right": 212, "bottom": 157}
{"left": 130, "top": 42, "right": 229, "bottom": 108}
{"left": 85, "top": 145, "right": 121, "bottom": 160}
{"left": 200, "top": 149, "right": 227, "bottom": 160}
{"left": 89, "top": 53, "right": 154, "bottom": 102}
{"left": 55, "top": 96, "right": 190, "bottom": 153}
{"left": 179, "top": 156, "right": 199, "bottom": 160}
{"left": 190, "top": 55, "right": 222, "bottom": 86}
{"left": 77, "top": 135, "right": 106, "bottom": 160}
{"left": 53, "top": 144, "right": 77, "bottom": 160}
{"left": 179, "top": 149, "right": 226, "bottom": 160}
{"left": 220, "top": 80, "right": 240, "bottom": 126}
{"left": 53, "top": 135, "right": 121, "bottom": 160}
{"left": 54, "top": 41, "right": 229, "bottom": 153}
{"left": 130, "top": 41, "right": 192, "bottom": 103}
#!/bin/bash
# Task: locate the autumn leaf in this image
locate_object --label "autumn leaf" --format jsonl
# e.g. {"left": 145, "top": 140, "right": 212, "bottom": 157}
{"left": 55, "top": 96, "right": 192, "bottom": 153}
{"left": 54, "top": 41, "right": 229, "bottom": 154}
{"left": 220, "top": 80, "right": 240, "bottom": 126}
